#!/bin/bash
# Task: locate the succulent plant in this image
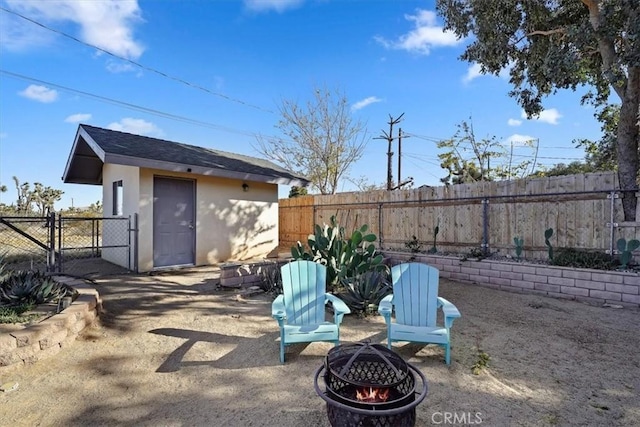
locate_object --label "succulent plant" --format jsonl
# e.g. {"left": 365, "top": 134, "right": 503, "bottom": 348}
{"left": 292, "top": 215, "right": 385, "bottom": 291}
{"left": 617, "top": 238, "right": 640, "bottom": 269}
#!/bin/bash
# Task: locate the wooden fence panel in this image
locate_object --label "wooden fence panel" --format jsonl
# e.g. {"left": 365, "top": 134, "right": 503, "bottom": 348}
{"left": 278, "top": 172, "right": 639, "bottom": 260}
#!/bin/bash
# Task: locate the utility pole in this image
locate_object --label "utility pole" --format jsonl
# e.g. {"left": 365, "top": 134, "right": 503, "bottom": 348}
{"left": 375, "top": 113, "right": 404, "bottom": 190}
{"left": 392, "top": 127, "right": 414, "bottom": 190}
{"left": 397, "top": 127, "right": 411, "bottom": 187}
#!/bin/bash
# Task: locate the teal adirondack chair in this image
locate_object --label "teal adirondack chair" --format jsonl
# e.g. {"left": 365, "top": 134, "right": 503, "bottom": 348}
{"left": 378, "top": 262, "right": 461, "bottom": 365}
{"left": 272, "top": 260, "right": 351, "bottom": 364}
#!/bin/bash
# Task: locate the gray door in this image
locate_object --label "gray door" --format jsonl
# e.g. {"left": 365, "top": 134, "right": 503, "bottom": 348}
{"left": 153, "top": 177, "right": 195, "bottom": 268}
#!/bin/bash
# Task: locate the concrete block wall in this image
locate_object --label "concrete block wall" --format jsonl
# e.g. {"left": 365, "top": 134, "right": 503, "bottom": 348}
{"left": 0, "top": 278, "right": 102, "bottom": 374}
{"left": 384, "top": 251, "right": 640, "bottom": 309}
{"left": 219, "top": 259, "right": 291, "bottom": 288}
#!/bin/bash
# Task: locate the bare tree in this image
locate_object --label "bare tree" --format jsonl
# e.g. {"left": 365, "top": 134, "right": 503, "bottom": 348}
{"left": 255, "top": 87, "right": 368, "bottom": 194}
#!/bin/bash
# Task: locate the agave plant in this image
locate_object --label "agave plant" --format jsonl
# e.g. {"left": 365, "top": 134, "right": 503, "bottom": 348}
{"left": 0, "top": 271, "right": 42, "bottom": 306}
{"left": 0, "top": 269, "right": 74, "bottom": 307}
{"left": 338, "top": 269, "right": 392, "bottom": 316}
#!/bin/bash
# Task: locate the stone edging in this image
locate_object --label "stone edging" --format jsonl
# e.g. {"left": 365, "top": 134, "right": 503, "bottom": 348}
{"left": 0, "top": 277, "right": 102, "bottom": 374}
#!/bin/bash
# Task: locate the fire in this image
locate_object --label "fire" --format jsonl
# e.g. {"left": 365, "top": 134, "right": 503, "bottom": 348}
{"left": 355, "top": 387, "right": 390, "bottom": 403}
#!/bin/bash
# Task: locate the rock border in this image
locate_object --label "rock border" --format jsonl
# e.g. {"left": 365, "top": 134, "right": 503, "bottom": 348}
{"left": 0, "top": 276, "right": 101, "bottom": 375}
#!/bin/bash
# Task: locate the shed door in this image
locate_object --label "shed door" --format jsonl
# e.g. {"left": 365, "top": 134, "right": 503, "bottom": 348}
{"left": 153, "top": 177, "right": 195, "bottom": 268}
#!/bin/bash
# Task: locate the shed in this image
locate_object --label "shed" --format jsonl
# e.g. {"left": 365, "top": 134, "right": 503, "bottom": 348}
{"left": 62, "top": 124, "right": 308, "bottom": 272}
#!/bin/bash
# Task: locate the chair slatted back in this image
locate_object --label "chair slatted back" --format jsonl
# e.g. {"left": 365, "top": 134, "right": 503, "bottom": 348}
{"left": 391, "top": 263, "right": 439, "bottom": 327}
{"left": 281, "top": 260, "right": 327, "bottom": 325}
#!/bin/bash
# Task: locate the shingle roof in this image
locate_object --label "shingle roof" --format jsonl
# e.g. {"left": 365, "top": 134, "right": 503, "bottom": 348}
{"left": 62, "top": 124, "right": 309, "bottom": 186}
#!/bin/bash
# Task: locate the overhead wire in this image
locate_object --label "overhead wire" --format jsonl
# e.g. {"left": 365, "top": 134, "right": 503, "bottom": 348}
{"left": 1, "top": 69, "right": 263, "bottom": 138}
{"left": 0, "top": 6, "right": 273, "bottom": 113}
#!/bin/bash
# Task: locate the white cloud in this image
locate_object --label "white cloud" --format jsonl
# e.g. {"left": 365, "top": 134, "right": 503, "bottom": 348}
{"left": 106, "top": 60, "right": 137, "bottom": 74}
{"left": 0, "top": 10, "right": 52, "bottom": 51}
{"left": 521, "top": 108, "right": 562, "bottom": 125}
{"left": 243, "top": 0, "right": 304, "bottom": 13}
{"left": 462, "top": 63, "right": 483, "bottom": 84}
{"left": 375, "top": 9, "right": 461, "bottom": 55}
{"left": 107, "top": 118, "right": 163, "bottom": 137}
{"left": 4, "top": 0, "right": 144, "bottom": 59}
{"left": 352, "top": 96, "right": 382, "bottom": 111}
{"left": 19, "top": 84, "right": 58, "bottom": 103}
{"left": 65, "top": 113, "right": 92, "bottom": 123}
{"left": 507, "top": 118, "right": 522, "bottom": 126}
{"left": 504, "top": 134, "right": 537, "bottom": 147}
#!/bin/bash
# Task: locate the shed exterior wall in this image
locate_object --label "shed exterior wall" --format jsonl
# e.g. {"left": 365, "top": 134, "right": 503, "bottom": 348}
{"left": 135, "top": 168, "right": 279, "bottom": 272}
{"left": 102, "top": 163, "right": 140, "bottom": 269}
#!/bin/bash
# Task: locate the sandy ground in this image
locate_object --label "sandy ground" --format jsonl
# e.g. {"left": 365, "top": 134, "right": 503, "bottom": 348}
{"left": 1, "top": 266, "right": 639, "bottom": 427}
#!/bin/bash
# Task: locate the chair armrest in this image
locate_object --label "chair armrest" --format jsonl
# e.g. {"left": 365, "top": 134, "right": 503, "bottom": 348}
{"left": 326, "top": 293, "right": 351, "bottom": 325}
{"left": 378, "top": 294, "right": 393, "bottom": 322}
{"left": 272, "top": 295, "right": 286, "bottom": 320}
{"left": 438, "top": 297, "right": 460, "bottom": 328}
{"left": 325, "top": 294, "right": 351, "bottom": 315}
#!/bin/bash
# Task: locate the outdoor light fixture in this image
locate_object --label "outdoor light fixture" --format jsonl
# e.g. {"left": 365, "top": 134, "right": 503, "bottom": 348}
{"left": 242, "top": 182, "right": 249, "bottom": 192}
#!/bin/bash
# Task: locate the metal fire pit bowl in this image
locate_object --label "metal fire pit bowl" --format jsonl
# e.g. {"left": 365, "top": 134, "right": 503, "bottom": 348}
{"left": 314, "top": 342, "right": 428, "bottom": 427}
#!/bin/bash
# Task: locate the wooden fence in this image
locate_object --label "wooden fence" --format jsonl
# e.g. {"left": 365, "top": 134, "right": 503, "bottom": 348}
{"left": 279, "top": 172, "right": 640, "bottom": 260}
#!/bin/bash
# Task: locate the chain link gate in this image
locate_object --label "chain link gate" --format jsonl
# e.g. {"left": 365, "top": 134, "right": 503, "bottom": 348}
{"left": 0, "top": 213, "right": 134, "bottom": 275}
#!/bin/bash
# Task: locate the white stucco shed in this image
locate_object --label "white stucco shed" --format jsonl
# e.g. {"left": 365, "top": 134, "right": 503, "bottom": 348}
{"left": 62, "top": 124, "right": 308, "bottom": 273}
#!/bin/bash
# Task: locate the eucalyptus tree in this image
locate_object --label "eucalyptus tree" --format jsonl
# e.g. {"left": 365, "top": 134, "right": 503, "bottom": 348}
{"left": 437, "top": 0, "right": 640, "bottom": 220}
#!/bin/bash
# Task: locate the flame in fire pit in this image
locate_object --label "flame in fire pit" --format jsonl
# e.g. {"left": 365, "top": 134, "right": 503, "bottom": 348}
{"left": 356, "top": 387, "right": 390, "bottom": 403}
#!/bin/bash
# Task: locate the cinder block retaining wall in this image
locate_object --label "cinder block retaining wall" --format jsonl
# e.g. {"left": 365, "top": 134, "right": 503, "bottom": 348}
{"left": 0, "top": 277, "right": 102, "bottom": 374}
{"left": 384, "top": 251, "right": 640, "bottom": 309}
{"left": 220, "top": 259, "right": 290, "bottom": 288}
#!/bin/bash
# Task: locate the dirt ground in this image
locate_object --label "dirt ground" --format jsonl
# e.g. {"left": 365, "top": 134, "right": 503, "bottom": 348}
{"left": 1, "top": 266, "right": 639, "bottom": 427}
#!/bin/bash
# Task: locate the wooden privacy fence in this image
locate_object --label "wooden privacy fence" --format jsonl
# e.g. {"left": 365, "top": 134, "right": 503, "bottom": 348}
{"left": 279, "top": 172, "right": 640, "bottom": 261}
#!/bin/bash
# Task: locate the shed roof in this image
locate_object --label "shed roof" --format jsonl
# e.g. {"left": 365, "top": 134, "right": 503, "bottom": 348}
{"left": 62, "top": 124, "right": 309, "bottom": 187}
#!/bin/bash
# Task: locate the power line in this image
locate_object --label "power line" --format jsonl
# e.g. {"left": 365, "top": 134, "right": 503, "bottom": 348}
{"left": 1, "top": 69, "right": 262, "bottom": 138}
{"left": 0, "top": 6, "right": 272, "bottom": 113}
{"left": 403, "top": 132, "right": 448, "bottom": 143}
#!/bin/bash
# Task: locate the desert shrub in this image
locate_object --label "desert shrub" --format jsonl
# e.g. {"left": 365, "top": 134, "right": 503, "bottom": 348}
{"left": 291, "top": 215, "right": 386, "bottom": 292}
{"left": 0, "top": 302, "right": 39, "bottom": 324}
{"left": 257, "top": 262, "right": 283, "bottom": 296}
{"left": 338, "top": 269, "right": 392, "bottom": 316}
{"left": 550, "top": 248, "right": 618, "bottom": 270}
{"left": 0, "top": 255, "right": 76, "bottom": 308}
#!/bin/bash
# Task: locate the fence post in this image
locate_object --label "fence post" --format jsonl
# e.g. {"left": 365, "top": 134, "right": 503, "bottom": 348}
{"left": 48, "top": 211, "right": 56, "bottom": 272}
{"left": 127, "top": 215, "right": 132, "bottom": 271}
{"left": 607, "top": 191, "right": 619, "bottom": 256}
{"left": 133, "top": 213, "right": 139, "bottom": 273}
{"left": 57, "top": 213, "right": 63, "bottom": 273}
{"left": 378, "top": 203, "right": 384, "bottom": 250}
{"left": 482, "top": 198, "right": 490, "bottom": 256}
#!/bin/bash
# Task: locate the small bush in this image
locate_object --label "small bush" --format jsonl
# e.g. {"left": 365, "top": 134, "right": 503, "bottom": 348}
{"left": 404, "top": 236, "right": 422, "bottom": 254}
{"left": 257, "top": 262, "right": 283, "bottom": 296}
{"left": 551, "top": 248, "right": 618, "bottom": 270}
{"left": 0, "top": 302, "right": 38, "bottom": 324}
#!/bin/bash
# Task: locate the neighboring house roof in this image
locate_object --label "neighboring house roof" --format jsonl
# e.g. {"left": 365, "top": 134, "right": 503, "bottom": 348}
{"left": 62, "top": 124, "right": 310, "bottom": 187}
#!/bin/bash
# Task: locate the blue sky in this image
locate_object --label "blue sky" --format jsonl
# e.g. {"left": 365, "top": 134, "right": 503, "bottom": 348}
{"left": 0, "top": 0, "right": 602, "bottom": 209}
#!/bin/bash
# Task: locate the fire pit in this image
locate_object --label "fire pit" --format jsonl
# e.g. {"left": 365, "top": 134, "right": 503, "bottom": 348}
{"left": 314, "top": 341, "right": 427, "bottom": 427}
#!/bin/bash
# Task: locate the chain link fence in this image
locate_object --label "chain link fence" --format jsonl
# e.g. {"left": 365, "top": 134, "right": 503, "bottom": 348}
{"left": 0, "top": 216, "right": 51, "bottom": 271}
{"left": 0, "top": 213, "right": 133, "bottom": 275}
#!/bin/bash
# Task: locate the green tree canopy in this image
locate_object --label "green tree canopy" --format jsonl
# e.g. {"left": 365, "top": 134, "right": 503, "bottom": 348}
{"left": 437, "top": 0, "right": 639, "bottom": 220}
{"left": 288, "top": 186, "right": 308, "bottom": 198}
{"left": 437, "top": 118, "right": 536, "bottom": 184}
